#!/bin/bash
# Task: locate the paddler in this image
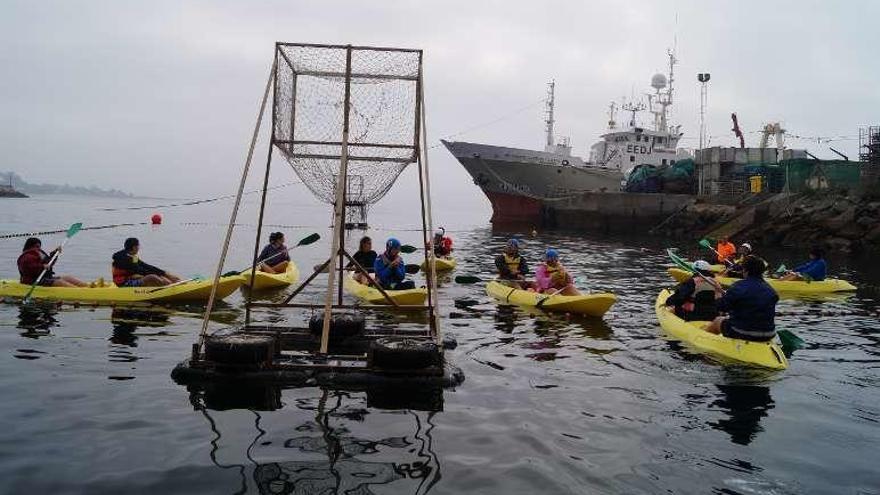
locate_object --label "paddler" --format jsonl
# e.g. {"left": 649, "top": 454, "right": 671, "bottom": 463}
{"left": 112, "top": 237, "right": 181, "bottom": 287}
{"left": 432, "top": 227, "right": 453, "bottom": 258}
{"left": 495, "top": 238, "right": 529, "bottom": 285}
{"left": 348, "top": 236, "right": 377, "bottom": 284}
{"left": 535, "top": 248, "right": 580, "bottom": 296}
{"left": 256, "top": 232, "right": 290, "bottom": 274}
{"left": 780, "top": 246, "right": 826, "bottom": 282}
{"left": 706, "top": 256, "right": 779, "bottom": 341}
{"left": 664, "top": 260, "right": 721, "bottom": 321}
{"left": 724, "top": 242, "right": 766, "bottom": 278}
{"left": 716, "top": 236, "right": 737, "bottom": 265}
{"left": 374, "top": 238, "right": 415, "bottom": 290}
{"left": 17, "top": 237, "right": 88, "bottom": 288}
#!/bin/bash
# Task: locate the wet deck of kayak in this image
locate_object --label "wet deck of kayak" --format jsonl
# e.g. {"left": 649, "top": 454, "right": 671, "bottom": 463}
{"left": 0, "top": 195, "right": 878, "bottom": 493}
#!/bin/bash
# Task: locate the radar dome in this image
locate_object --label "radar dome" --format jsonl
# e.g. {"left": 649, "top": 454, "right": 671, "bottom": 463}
{"left": 651, "top": 73, "right": 667, "bottom": 90}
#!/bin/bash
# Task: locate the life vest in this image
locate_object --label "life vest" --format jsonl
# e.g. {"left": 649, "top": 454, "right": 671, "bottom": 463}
{"left": 503, "top": 253, "right": 521, "bottom": 275}
{"left": 17, "top": 248, "right": 51, "bottom": 284}
{"left": 546, "top": 263, "right": 568, "bottom": 286}
{"left": 716, "top": 242, "right": 736, "bottom": 262}
{"left": 112, "top": 253, "right": 139, "bottom": 285}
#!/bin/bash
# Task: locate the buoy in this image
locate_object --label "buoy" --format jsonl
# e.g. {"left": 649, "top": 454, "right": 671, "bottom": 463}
{"left": 151, "top": 213, "right": 162, "bottom": 225}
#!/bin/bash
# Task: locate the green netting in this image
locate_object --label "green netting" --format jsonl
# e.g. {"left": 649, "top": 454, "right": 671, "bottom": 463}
{"left": 778, "top": 159, "right": 862, "bottom": 192}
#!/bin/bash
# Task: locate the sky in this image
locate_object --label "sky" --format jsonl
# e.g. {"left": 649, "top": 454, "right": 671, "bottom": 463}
{"left": 1, "top": 0, "right": 878, "bottom": 213}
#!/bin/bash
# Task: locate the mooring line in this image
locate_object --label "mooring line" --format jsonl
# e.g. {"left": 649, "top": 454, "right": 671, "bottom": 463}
{"left": 0, "top": 222, "right": 147, "bottom": 240}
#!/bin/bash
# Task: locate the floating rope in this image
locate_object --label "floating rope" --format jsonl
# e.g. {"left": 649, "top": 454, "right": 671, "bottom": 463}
{"left": 96, "top": 181, "right": 300, "bottom": 211}
{"left": 0, "top": 222, "right": 147, "bottom": 240}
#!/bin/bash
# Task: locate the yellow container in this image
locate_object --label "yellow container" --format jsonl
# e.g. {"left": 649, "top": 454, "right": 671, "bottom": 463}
{"left": 749, "top": 175, "right": 763, "bottom": 193}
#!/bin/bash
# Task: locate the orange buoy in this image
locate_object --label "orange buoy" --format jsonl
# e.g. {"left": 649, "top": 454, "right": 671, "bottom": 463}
{"left": 151, "top": 213, "right": 162, "bottom": 225}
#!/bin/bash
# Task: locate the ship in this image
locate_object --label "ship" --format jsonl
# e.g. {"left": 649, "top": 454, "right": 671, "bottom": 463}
{"left": 443, "top": 51, "right": 691, "bottom": 224}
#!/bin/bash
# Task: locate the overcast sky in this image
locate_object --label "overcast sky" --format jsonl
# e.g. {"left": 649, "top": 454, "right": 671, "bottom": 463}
{"left": 2, "top": 0, "right": 878, "bottom": 204}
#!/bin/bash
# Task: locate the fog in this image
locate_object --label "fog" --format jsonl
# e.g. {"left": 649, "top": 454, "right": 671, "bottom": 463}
{"left": 2, "top": 0, "right": 877, "bottom": 220}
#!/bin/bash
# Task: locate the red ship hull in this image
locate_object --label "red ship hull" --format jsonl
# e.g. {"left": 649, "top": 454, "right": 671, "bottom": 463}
{"left": 484, "top": 191, "right": 543, "bottom": 225}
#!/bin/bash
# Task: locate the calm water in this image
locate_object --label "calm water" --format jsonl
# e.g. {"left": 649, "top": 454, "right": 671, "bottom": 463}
{"left": 1, "top": 193, "right": 879, "bottom": 494}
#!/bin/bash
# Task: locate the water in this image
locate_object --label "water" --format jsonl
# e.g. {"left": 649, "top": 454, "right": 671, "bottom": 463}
{"left": 1, "top": 193, "right": 879, "bottom": 494}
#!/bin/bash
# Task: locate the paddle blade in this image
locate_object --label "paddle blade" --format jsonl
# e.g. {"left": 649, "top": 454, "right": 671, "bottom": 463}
{"left": 454, "top": 275, "right": 482, "bottom": 284}
{"left": 66, "top": 222, "right": 84, "bottom": 237}
{"left": 296, "top": 233, "right": 320, "bottom": 246}
{"left": 778, "top": 329, "right": 804, "bottom": 356}
{"left": 400, "top": 245, "right": 418, "bottom": 254}
{"left": 667, "top": 248, "right": 695, "bottom": 273}
{"left": 775, "top": 264, "right": 787, "bottom": 274}
{"left": 698, "top": 239, "right": 713, "bottom": 250}
{"left": 405, "top": 264, "right": 420, "bottom": 274}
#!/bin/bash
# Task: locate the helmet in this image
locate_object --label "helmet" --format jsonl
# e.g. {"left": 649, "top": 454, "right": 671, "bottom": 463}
{"left": 741, "top": 242, "right": 752, "bottom": 252}
{"left": 545, "top": 248, "right": 559, "bottom": 260}
{"left": 506, "top": 238, "right": 520, "bottom": 249}
{"left": 692, "top": 260, "right": 712, "bottom": 272}
{"left": 386, "top": 238, "right": 401, "bottom": 250}
{"left": 434, "top": 227, "right": 445, "bottom": 237}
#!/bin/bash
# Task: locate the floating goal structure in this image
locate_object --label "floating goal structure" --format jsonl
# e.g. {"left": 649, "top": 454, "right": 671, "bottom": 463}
{"left": 172, "top": 43, "right": 460, "bottom": 390}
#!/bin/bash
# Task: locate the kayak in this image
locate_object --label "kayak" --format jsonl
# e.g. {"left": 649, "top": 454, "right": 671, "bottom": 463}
{"left": 485, "top": 280, "right": 616, "bottom": 317}
{"left": 666, "top": 267, "right": 857, "bottom": 294}
{"left": 0, "top": 275, "right": 246, "bottom": 304}
{"left": 420, "top": 256, "right": 456, "bottom": 273}
{"left": 655, "top": 289, "right": 788, "bottom": 370}
{"left": 240, "top": 262, "right": 300, "bottom": 290}
{"left": 343, "top": 273, "right": 427, "bottom": 305}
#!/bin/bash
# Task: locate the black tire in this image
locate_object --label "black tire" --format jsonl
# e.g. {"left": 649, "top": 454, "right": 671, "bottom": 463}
{"left": 369, "top": 337, "right": 441, "bottom": 370}
{"left": 204, "top": 334, "right": 275, "bottom": 367}
{"left": 309, "top": 312, "right": 366, "bottom": 340}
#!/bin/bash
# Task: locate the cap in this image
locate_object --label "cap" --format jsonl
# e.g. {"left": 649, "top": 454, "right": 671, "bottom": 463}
{"left": 386, "top": 238, "right": 401, "bottom": 250}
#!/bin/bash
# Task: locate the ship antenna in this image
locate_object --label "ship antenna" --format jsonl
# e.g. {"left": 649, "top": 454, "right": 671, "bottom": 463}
{"left": 545, "top": 80, "right": 555, "bottom": 149}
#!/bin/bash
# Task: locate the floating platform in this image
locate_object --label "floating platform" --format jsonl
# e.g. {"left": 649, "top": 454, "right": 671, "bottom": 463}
{"left": 171, "top": 322, "right": 463, "bottom": 389}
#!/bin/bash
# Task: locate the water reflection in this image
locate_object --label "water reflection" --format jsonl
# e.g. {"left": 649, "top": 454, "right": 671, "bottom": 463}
{"left": 188, "top": 384, "right": 444, "bottom": 494}
{"left": 709, "top": 383, "right": 775, "bottom": 446}
{"left": 17, "top": 304, "right": 60, "bottom": 339}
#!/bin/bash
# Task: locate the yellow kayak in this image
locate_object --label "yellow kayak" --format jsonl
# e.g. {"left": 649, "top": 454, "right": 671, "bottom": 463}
{"left": 343, "top": 273, "right": 427, "bottom": 305}
{"left": 655, "top": 289, "right": 788, "bottom": 369}
{"left": 0, "top": 275, "right": 246, "bottom": 304}
{"left": 240, "top": 262, "right": 300, "bottom": 290}
{"left": 420, "top": 256, "right": 457, "bottom": 273}
{"left": 486, "top": 280, "right": 616, "bottom": 317}
{"left": 666, "top": 267, "right": 857, "bottom": 294}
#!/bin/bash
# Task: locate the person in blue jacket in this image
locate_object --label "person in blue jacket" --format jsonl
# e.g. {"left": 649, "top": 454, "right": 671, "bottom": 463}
{"left": 706, "top": 256, "right": 779, "bottom": 342}
{"left": 374, "top": 238, "right": 414, "bottom": 290}
{"left": 781, "top": 246, "right": 827, "bottom": 281}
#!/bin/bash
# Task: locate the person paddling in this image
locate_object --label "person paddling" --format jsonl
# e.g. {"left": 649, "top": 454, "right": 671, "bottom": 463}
{"left": 17, "top": 237, "right": 88, "bottom": 288}
{"left": 257, "top": 232, "right": 290, "bottom": 274}
{"left": 112, "top": 238, "right": 181, "bottom": 287}
{"left": 706, "top": 256, "right": 778, "bottom": 341}
{"left": 716, "top": 236, "right": 736, "bottom": 265}
{"left": 495, "top": 239, "right": 529, "bottom": 282}
{"left": 665, "top": 260, "right": 721, "bottom": 321}
{"left": 374, "top": 238, "right": 414, "bottom": 290}
{"left": 349, "top": 236, "right": 377, "bottom": 284}
{"left": 535, "top": 248, "right": 580, "bottom": 296}
{"left": 780, "top": 246, "right": 827, "bottom": 282}
{"left": 724, "top": 242, "right": 766, "bottom": 278}
{"left": 432, "top": 227, "right": 453, "bottom": 258}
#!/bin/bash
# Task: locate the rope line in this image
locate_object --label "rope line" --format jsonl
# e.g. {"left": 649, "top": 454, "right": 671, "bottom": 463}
{"left": 96, "top": 181, "right": 300, "bottom": 211}
{"left": 0, "top": 222, "right": 146, "bottom": 240}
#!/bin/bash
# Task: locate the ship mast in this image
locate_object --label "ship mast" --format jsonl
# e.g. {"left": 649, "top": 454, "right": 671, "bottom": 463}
{"left": 545, "top": 80, "right": 555, "bottom": 149}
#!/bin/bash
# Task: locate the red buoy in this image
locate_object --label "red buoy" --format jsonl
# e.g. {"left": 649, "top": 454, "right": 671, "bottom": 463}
{"left": 151, "top": 213, "right": 162, "bottom": 225}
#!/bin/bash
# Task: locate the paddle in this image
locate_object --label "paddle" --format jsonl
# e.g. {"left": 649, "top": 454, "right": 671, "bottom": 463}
{"left": 312, "top": 263, "right": 420, "bottom": 274}
{"left": 455, "top": 275, "right": 484, "bottom": 284}
{"left": 23, "top": 222, "right": 83, "bottom": 303}
{"left": 668, "top": 248, "right": 802, "bottom": 349}
{"left": 698, "top": 239, "right": 734, "bottom": 267}
{"left": 149, "top": 232, "right": 320, "bottom": 293}
{"left": 401, "top": 244, "right": 418, "bottom": 254}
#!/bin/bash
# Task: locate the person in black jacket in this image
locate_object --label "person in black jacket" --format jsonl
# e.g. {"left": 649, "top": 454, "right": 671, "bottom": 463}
{"left": 349, "top": 236, "right": 377, "bottom": 284}
{"left": 111, "top": 238, "right": 181, "bottom": 287}
{"left": 665, "top": 260, "right": 722, "bottom": 321}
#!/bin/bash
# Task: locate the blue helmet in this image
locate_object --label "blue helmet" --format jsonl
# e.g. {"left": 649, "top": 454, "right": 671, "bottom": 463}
{"left": 386, "top": 238, "right": 401, "bottom": 250}
{"left": 506, "top": 238, "right": 520, "bottom": 249}
{"left": 545, "top": 248, "right": 559, "bottom": 260}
